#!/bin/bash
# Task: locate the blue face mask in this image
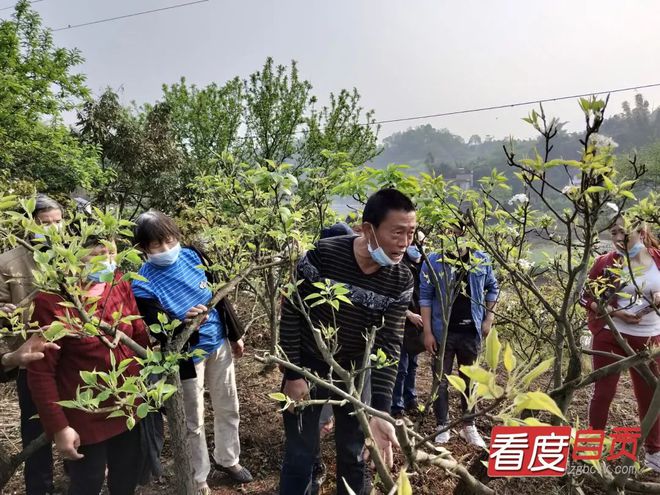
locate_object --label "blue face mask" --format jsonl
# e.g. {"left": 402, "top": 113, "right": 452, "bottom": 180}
{"left": 367, "top": 227, "right": 399, "bottom": 267}
{"left": 87, "top": 261, "right": 117, "bottom": 283}
{"left": 617, "top": 241, "right": 644, "bottom": 259}
{"left": 406, "top": 245, "right": 422, "bottom": 262}
{"left": 148, "top": 242, "right": 181, "bottom": 267}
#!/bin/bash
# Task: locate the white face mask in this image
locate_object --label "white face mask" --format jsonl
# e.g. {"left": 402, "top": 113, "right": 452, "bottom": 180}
{"left": 367, "top": 226, "right": 399, "bottom": 267}
{"left": 147, "top": 242, "right": 182, "bottom": 267}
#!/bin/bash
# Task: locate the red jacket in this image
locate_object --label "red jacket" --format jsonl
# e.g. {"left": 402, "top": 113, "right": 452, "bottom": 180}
{"left": 28, "top": 275, "right": 150, "bottom": 446}
{"left": 579, "top": 248, "right": 660, "bottom": 335}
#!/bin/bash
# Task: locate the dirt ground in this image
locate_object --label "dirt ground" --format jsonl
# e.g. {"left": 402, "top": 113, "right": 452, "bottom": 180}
{"left": 1, "top": 343, "right": 659, "bottom": 494}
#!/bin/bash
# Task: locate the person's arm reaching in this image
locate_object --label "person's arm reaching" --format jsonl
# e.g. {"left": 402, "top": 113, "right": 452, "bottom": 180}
{"left": 1, "top": 333, "right": 60, "bottom": 378}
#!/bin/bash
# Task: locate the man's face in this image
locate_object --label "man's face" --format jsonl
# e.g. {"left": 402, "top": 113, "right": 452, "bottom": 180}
{"left": 35, "top": 208, "right": 63, "bottom": 228}
{"left": 365, "top": 210, "right": 417, "bottom": 264}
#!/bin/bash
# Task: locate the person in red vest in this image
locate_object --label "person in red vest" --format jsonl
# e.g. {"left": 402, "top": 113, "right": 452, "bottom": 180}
{"left": 28, "top": 236, "right": 151, "bottom": 494}
{"left": 580, "top": 215, "right": 660, "bottom": 472}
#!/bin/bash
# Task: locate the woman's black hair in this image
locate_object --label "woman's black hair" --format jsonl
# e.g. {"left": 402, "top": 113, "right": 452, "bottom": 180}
{"left": 133, "top": 210, "right": 182, "bottom": 250}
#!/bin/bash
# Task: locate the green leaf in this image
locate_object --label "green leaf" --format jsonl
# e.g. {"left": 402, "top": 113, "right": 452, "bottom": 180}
{"left": 503, "top": 343, "right": 516, "bottom": 373}
{"left": 515, "top": 391, "right": 566, "bottom": 421}
{"left": 96, "top": 390, "right": 111, "bottom": 403}
{"left": 485, "top": 327, "right": 501, "bottom": 371}
{"left": 446, "top": 374, "right": 466, "bottom": 393}
{"left": 124, "top": 272, "right": 148, "bottom": 282}
{"left": 268, "top": 392, "right": 287, "bottom": 402}
{"left": 521, "top": 357, "right": 554, "bottom": 388}
{"left": 585, "top": 186, "right": 607, "bottom": 194}
{"left": 523, "top": 417, "right": 550, "bottom": 426}
{"left": 80, "top": 371, "right": 97, "bottom": 386}
{"left": 396, "top": 469, "right": 413, "bottom": 495}
{"left": 459, "top": 364, "right": 493, "bottom": 385}
{"left": 335, "top": 295, "right": 353, "bottom": 305}
{"left": 42, "top": 321, "right": 68, "bottom": 341}
{"left": 107, "top": 409, "right": 125, "bottom": 419}
{"left": 126, "top": 415, "right": 136, "bottom": 430}
{"left": 136, "top": 402, "right": 150, "bottom": 419}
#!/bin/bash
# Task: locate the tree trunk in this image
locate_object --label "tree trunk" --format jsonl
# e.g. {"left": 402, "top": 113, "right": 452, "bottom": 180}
{"left": 453, "top": 450, "right": 490, "bottom": 495}
{"left": 0, "top": 433, "right": 49, "bottom": 490}
{"left": 164, "top": 374, "right": 195, "bottom": 495}
{"left": 553, "top": 352, "right": 582, "bottom": 420}
{"left": 553, "top": 326, "right": 563, "bottom": 389}
{"left": 269, "top": 296, "right": 279, "bottom": 356}
{"left": 265, "top": 268, "right": 280, "bottom": 356}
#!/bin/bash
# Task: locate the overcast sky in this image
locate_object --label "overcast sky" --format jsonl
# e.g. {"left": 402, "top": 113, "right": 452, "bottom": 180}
{"left": 8, "top": 0, "right": 660, "bottom": 141}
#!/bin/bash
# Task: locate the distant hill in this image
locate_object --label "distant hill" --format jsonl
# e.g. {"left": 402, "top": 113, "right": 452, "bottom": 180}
{"left": 369, "top": 93, "right": 660, "bottom": 183}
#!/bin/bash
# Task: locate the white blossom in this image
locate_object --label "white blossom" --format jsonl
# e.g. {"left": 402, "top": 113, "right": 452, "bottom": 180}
{"left": 508, "top": 193, "right": 529, "bottom": 206}
{"left": 589, "top": 133, "right": 618, "bottom": 150}
{"left": 518, "top": 259, "right": 535, "bottom": 271}
{"left": 605, "top": 202, "right": 619, "bottom": 213}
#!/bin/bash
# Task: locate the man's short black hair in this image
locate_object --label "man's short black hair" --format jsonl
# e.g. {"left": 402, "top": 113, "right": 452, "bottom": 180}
{"left": 362, "top": 188, "right": 415, "bottom": 228}
{"left": 133, "top": 210, "right": 182, "bottom": 250}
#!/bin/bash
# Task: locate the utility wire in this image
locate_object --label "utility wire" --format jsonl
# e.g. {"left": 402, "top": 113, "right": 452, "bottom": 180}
{"left": 52, "top": 0, "right": 208, "bottom": 32}
{"left": 363, "top": 82, "right": 660, "bottom": 126}
{"left": 0, "top": 0, "right": 44, "bottom": 12}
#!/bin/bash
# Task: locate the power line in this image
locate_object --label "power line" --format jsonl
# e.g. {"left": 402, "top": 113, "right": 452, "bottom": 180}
{"left": 52, "top": 0, "right": 208, "bottom": 32}
{"left": 0, "top": 0, "right": 45, "bottom": 12}
{"left": 363, "top": 82, "right": 660, "bottom": 126}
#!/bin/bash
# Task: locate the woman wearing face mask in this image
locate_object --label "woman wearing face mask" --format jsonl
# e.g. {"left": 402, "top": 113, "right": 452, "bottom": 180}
{"left": 130, "top": 211, "right": 251, "bottom": 494}
{"left": 28, "top": 236, "right": 151, "bottom": 494}
{"left": 580, "top": 215, "right": 660, "bottom": 472}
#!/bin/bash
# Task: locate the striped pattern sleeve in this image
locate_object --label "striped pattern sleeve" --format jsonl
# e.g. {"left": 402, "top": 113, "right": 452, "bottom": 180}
{"left": 369, "top": 277, "right": 413, "bottom": 411}
{"left": 279, "top": 263, "right": 306, "bottom": 379}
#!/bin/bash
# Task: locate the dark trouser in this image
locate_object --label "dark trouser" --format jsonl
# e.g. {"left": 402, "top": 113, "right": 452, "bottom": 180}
{"left": 311, "top": 371, "right": 371, "bottom": 495}
{"left": 433, "top": 329, "right": 480, "bottom": 426}
{"left": 281, "top": 377, "right": 365, "bottom": 495}
{"left": 17, "top": 369, "right": 54, "bottom": 495}
{"left": 391, "top": 348, "right": 418, "bottom": 414}
{"left": 67, "top": 426, "right": 142, "bottom": 495}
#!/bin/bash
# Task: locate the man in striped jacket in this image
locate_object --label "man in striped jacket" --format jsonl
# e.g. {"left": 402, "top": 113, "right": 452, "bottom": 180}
{"left": 279, "top": 189, "right": 416, "bottom": 495}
